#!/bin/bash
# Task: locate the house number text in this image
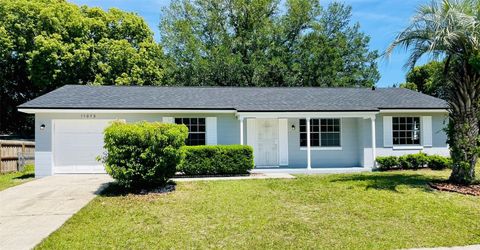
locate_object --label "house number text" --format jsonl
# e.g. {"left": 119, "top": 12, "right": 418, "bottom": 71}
{"left": 80, "top": 114, "right": 96, "bottom": 118}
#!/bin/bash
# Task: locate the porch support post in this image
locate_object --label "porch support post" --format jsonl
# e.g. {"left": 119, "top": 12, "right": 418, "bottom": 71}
{"left": 239, "top": 117, "right": 244, "bottom": 145}
{"left": 371, "top": 116, "right": 376, "bottom": 169}
{"left": 306, "top": 117, "right": 312, "bottom": 170}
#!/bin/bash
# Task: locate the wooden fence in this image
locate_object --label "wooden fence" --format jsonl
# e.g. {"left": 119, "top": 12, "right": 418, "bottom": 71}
{"left": 0, "top": 140, "right": 35, "bottom": 173}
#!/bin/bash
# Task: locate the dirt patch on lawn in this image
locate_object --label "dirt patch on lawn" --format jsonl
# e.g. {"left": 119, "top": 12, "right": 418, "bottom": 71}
{"left": 429, "top": 182, "right": 480, "bottom": 196}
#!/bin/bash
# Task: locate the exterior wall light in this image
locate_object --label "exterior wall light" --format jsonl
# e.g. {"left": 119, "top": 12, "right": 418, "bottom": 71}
{"left": 40, "top": 124, "right": 46, "bottom": 130}
{"left": 291, "top": 124, "right": 296, "bottom": 131}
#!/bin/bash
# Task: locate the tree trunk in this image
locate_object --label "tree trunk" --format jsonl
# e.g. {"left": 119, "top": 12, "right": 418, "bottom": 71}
{"left": 448, "top": 111, "right": 478, "bottom": 184}
{"left": 447, "top": 60, "right": 480, "bottom": 185}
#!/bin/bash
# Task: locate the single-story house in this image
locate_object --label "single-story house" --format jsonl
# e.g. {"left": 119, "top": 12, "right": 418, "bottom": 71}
{"left": 19, "top": 85, "right": 449, "bottom": 177}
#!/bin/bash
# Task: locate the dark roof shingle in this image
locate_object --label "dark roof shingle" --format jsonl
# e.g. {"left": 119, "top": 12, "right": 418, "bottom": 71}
{"left": 18, "top": 85, "right": 448, "bottom": 111}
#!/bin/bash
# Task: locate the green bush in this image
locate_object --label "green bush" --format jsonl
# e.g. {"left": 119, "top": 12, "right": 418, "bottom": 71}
{"left": 178, "top": 145, "right": 254, "bottom": 175}
{"left": 428, "top": 155, "right": 452, "bottom": 170}
{"left": 397, "top": 153, "right": 428, "bottom": 169}
{"left": 405, "top": 152, "right": 429, "bottom": 169}
{"left": 377, "top": 153, "right": 451, "bottom": 171}
{"left": 398, "top": 155, "right": 413, "bottom": 169}
{"left": 101, "top": 121, "right": 188, "bottom": 190}
{"left": 376, "top": 156, "right": 399, "bottom": 170}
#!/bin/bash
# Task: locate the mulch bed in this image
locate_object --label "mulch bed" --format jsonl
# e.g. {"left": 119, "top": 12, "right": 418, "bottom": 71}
{"left": 429, "top": 182, "right": 480, "bottom": 196}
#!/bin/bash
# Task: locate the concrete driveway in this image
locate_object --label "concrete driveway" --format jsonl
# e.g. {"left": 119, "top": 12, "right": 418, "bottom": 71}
{"left": 0, "top": 174, "right": 112, "bottom": 250}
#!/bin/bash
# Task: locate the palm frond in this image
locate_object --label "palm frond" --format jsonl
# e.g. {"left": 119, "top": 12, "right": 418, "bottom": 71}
{"left": 385, "top": 0, "right": 480, "bottom": 68}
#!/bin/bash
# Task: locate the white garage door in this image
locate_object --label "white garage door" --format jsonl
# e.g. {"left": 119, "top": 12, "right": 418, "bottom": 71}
{"left": 53, "top": 119, "right": 113, "bottom": 174}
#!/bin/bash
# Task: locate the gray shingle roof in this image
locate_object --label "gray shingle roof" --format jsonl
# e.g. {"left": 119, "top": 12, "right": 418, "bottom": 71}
{"left": 18, "top": 85, "right": 448, "bottom": 111}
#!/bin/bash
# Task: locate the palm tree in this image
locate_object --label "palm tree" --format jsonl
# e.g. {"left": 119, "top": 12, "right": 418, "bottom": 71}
{"left": 386, "top": 0, "right": 480, "bottom": 184}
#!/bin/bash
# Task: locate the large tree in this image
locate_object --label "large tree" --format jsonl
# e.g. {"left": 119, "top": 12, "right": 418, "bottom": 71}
{"left": 0, "top": 0, "right": 165, "bottom": 136}
{"left": 400, "top": 61, "right": 446, "bottom": 98}
{"left": 159, "top": 0, "right": 379, "bottom": 87}
{"left": 387, "top": 0, "right": 480, "bottom": 184}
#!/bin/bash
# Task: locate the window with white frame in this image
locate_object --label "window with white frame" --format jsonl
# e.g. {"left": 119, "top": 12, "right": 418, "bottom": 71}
{"left": 175, "top": 118, "right": 206, "bottom": 145}
{"left": 392, "top": 117, "right": 421, "bottom": 145}
{"left": 299, "top": 118, "right": 341, "bottom": 147}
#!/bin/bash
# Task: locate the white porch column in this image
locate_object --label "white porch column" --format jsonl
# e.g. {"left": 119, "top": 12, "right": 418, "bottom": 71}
{"left": 306, "top": 117, "right": 312, "bottom": 170}
{"left": 239, "top": 117, "right": 244, "bottom": 145}
{"left": 371, "top": 116, "right": 376, "bottom": 169}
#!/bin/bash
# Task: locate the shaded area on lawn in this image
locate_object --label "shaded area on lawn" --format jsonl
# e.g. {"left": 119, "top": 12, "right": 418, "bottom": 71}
{"left": 97, "top": 181, "right": 130, "bottom": 196}
{"left": 330, "top": 172, "right": 444, "bottom": 192}
{"left": 13, "top": 172, "right": 34, "bottom": 180}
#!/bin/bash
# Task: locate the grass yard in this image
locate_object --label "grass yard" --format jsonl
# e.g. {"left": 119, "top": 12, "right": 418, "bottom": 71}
{"left": 37, "top": 169, "right": 480, "bottom": 249}
{"left": 0, "top": 165, "right": 34, "bottom": 191}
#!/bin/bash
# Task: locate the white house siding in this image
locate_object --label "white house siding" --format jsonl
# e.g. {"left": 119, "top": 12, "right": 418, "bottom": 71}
{"left": 375, "top": 113, "right": 449, "bottom": 157}
{"left": 34, "top": 112, "right": 240, "bottom": 177}
{"left": 34, "top": 111, "right": 449, "bottom": 176}
{"left": 35, "top": 113, "right": 163, "bottom": 177}
{"left": 287, "top": 118, "right": 362, "bottom": 168}
{"left": 358, "top": 118, "right": 374, "bottom": 168}
{"left": 285, "top": 113, "right": 448, "bottom": 169}
{"left": 160, "top": 113, "right": 240, "bottom": 145}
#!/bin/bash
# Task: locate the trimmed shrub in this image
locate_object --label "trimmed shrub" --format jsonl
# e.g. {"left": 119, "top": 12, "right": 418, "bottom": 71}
{"left": 428, "top": 155, "right": 452, "bottom": 170}
{"left": 376, "top": 156, "right": 399, "bottom": 170}
{"left": 101, "top": 121, "right": 188, "bottom": 190}
{"left": 377, "top": 153, "right": 451, "bottom": 171}
{"left": 178, "top": 145, "right": 254, "bottom": 175}
{"left": 405, "top": 152, "right": 429, "bottom": 169}
{"left": 398, "top": 155, "right": 413, "bottom": 169}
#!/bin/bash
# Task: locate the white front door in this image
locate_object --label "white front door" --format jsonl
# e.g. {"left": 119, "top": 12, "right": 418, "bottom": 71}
{"left": 53, "top": 119, "right": 113, "bottom": 174}
{"left": 256, "top": 119, "right": 279, "bottom": 166}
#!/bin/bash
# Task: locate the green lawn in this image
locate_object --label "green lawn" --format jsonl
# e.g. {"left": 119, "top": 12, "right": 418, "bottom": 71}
{"left": 37, "top": 169, "right": 480, "bottom": 249}
{"left": 0, "top": 165, "right": 34, "bottom": 191}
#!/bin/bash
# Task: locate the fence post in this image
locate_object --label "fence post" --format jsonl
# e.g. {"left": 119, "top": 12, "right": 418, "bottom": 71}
{"left": 18, "top": 143, "right": 26, "bottom": 171}
{"left": 0, "top": 142, "right": 2, "bottom": 172}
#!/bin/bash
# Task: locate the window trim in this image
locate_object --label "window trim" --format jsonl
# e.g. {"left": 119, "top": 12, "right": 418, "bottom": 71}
{"left": 174, "top": 117, "right": 206, "bottom": 146}
{"left": 392, "top": 145, "right": 424, "bottom": 150}
{"left": 299, "top": 118, "right": 342, "bottom": 149}
{"left": 392, "top": 116, "right": 421, "bottom": 146}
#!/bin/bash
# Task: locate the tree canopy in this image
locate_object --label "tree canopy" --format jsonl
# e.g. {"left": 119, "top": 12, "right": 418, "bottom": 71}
{"left": 0, "top": 0, "right": 165, "bottom": 135}
{"left": 159, "top": 0, "right": 379, "bottom": 87}
{"left": 1, "top": 0, "right": 380, "bottom": 137}
{"left": 399, "top": 61, "right": 446, "bottom": 98}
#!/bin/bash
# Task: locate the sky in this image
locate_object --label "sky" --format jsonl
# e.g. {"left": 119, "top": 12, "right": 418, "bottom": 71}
{"left": 70, "top": 0, "right": 429, "bottom": 87}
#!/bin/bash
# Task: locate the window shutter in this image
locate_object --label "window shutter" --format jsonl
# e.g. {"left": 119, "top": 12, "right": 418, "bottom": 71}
{"left": 162, "top": 117, "right": 174, "bottom": 123}
{"left": 422, "top": 116, "right": 432, "bottom": 147}
{"left": 383, "top": 116, "right": 393, "bottom": 147}
{"left": 206, "top": 117, "right": 217, "bottom": 145}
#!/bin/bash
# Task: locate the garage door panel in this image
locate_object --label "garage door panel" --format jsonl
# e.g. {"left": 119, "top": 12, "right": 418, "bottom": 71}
{"left": 55, "top": 120, "right": 112, "bottom": 133}
{"left": 55, "top": 151, "right": 101, "bottom": 166}
{"left": 54, "top": 120, "right": 112, "bottom": 174}
{"left": 55, "top": 134, "right": 104, "bottom": 147}
{"left": 54, "top": 165, "right": 105, "bottom": 174}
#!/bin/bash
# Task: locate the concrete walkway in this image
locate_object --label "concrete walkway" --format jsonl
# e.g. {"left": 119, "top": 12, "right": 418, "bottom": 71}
{"left": 0, "top": 174, "right": 112, "bottom": 250}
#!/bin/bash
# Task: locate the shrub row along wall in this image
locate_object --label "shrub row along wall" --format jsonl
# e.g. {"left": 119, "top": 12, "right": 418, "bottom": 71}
{"left": 179, "top": 145, "right": 254, "bottom": 175}
{"left": 376, "top": 153, "right": 451, "bottom": 171}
